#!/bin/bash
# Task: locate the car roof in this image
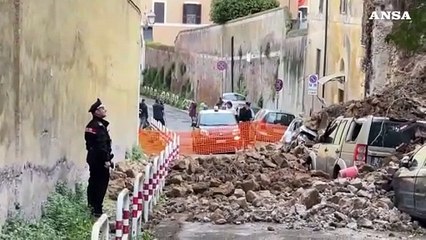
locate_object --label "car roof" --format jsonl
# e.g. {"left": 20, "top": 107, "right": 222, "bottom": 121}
{"left": 199, "top": 109, "right": 234, "bottom": 114}
{"left": 259, "top": 109, "right": 295, "bottom": 115}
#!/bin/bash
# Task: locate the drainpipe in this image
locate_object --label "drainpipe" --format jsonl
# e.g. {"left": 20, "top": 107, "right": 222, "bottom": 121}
{"left": 322, "top": 0, "right": 329, "bottom": 77}
{"left": 231, "top": 36, "right": 235, "bottom": 92}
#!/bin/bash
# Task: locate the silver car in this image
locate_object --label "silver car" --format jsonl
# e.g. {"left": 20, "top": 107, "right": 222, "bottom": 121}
{"left": 393, "top": 144, "right": 426, "bottom": 221}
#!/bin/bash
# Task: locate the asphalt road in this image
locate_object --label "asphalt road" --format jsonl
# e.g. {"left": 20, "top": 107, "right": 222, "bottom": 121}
{"left": 142, "top": 97, "right": 420, "bottom": 239}
{"left": 142, "top": 97, "right": 192, "bottom": 132}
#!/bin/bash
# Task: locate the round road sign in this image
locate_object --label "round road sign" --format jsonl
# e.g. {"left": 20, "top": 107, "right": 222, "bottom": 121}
{"left": 216, "top": 60, "right": 227, "bottom": 71}
{"left": 275, "top": 79, "right": 283, "bottom": 91}
{"left": 309, "top": 74, "right": 318, "bottom": 84}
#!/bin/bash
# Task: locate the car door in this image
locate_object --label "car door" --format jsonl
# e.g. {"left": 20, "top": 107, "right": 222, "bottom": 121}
{"left": 325, "top": 119, "right": 349, "bottom": 177}
{"left": 312, "top": 119, "right": 342, "bottom": 174}
{"left": 413, "top": 147, "right": 426, "bottom": 215}
{"left": 339, "top": 118, "right": 358, "bottom": 166}
{"left": 394, "top": 147, "right": 425, "bottom": 214}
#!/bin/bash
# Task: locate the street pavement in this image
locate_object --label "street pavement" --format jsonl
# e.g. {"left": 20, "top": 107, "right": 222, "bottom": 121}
{"left": 142, "top": 97, "right": 419, "bottom": 239}
{"left": 142, "top": 97, "right": 192, "bottom": 132}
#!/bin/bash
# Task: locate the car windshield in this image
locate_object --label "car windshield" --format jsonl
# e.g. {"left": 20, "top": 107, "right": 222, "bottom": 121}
{"left": 368, "top": 120, "right": 419, "bottom": 148}
{"left": 199, "top": 112, "right": 237, "bottom": 126}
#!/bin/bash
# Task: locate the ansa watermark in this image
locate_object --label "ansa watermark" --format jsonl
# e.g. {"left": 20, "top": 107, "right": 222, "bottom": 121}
{"left": 369, "top": 11, "right": 411, "bottom": 20}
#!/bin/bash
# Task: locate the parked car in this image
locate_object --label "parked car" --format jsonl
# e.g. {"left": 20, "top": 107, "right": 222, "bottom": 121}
{"left": 307, "top": 115, "right": 426, "bottom": 178}
{"left": 253, "top": 109, "right": 296, "bottom": 142}
{"left": 192, "top": 108, "right": 241, "bottom": 154}
{"left": 222, "top": 92, "right": 246, "bottom": 110}
{"left": 393, "top": 144, "right": 426, "bottom": 221}
{"left": 281, "top": 118, "right": 318, "bottom": 151}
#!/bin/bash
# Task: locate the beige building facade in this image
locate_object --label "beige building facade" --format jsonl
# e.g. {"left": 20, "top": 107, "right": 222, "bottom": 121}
{"left": 143, "top": 0, "right": 305, "bottom": 45}
{"left": 305, "top": 0, "right": 365, "bottom": 112}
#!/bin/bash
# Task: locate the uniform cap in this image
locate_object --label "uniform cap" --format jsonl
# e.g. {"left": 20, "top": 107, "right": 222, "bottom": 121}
{"left": 88, "top": 98, "right": 103, "bottom": 113}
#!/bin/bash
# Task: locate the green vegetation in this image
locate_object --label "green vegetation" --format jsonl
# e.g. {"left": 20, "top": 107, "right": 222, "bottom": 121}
{"left": 145, "top": 42, "right": 174, "bottom": 52}
{"left": 210, "top": 0, "right": 279, "bottom": 24}
{"left": 0, "top": 183, "right": 93, "bottom": 240}
{"left": 126, "top": 144, "right": 146, "bottom": 162}
{"left": 386, "top": 2, "right": 426, "bottom": 52}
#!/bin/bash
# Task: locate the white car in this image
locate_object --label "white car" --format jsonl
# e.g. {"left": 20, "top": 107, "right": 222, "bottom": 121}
{"left": 222, "top": 92, "right": 246, "bottom": 110}
{"left": 281, "top": 118, "right": 303, "bottom": 149}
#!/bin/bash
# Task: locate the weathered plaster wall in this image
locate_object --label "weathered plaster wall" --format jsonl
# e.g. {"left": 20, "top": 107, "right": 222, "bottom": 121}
{"left": 145, "top": 8, "right": 306, "bottom": 114}
{"left": 306, "top": 0, "right": 365, "bottom": 111}
{"left": 0, "top": 0, "right": 141, "bottom": 223}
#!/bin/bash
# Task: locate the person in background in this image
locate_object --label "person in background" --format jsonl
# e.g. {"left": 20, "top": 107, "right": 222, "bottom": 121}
{"left": 216, "top": 97, "right": 224, "bottom": 108}
{"left": 225, "top": 101, "right": 238, "bottom": 120}
{"left": 85, "top": 98, "right": 114, "bottom": 218}
{"left": 189, "top": 101, "right": 198, "bottom": 127}
{"left": 139, "top": 99, "right": 148, "bottom": 129}
{"left": 152, "top": 99, "right": 165, "bottom": 126}
{"left": 238, "top": 101, "right": 253, "bottom": 122}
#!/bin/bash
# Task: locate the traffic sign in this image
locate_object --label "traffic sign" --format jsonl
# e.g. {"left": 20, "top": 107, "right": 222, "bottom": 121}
{"left": 275, "top": 79, "right": 283, "bottom": 91}
{"left": 216, "top": 60, "right": 227, "bottom": 71}
{"left": 308, "top": 74, "right": 318, "bottom": 95}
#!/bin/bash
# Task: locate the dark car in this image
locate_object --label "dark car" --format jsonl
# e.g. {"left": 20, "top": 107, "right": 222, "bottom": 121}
{"left": 393, "top": 144, "right": 426, "bottom": 221}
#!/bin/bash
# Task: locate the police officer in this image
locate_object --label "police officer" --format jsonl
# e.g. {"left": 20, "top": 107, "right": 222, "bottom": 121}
{"left": 85, "top": 98, "right": 114, "bottom": 217}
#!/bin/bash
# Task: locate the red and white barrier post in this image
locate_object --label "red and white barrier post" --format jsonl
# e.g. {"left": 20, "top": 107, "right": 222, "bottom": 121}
{"left": 152, "top": 156, "right": 159, "bottom": 205}
{"left": 142, "top": 163, "right": 152, "bottom": 223}
{"left": 115, "top": 189, "right": 130, "bottom": 240}
{"left": 91, "top": 214, "right": 109, "bottom": 240}
{"left": 131, "top": 173, "right": 144, "bottom": 238}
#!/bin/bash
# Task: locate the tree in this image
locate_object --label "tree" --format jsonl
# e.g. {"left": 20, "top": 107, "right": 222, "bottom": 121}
{"left": 385, "top": 1, "right": 426, "bottom": 52}
{"left": 210, "top": 0, "right": 280, "bottom": 24}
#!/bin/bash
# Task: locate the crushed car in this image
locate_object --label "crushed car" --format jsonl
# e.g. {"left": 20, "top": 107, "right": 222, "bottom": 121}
{"left": 305, "top": 115, "right": 426, "bottom": 178}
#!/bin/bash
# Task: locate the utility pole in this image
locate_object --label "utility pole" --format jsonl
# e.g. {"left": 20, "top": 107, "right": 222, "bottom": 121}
{"left": 231, "top": 36, "right": 235, "bottom": 92}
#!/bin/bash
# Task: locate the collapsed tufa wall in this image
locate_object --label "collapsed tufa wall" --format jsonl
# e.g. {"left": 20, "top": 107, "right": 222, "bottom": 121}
{"left": 0, "top": 0, "right": 141, "bottom": 224}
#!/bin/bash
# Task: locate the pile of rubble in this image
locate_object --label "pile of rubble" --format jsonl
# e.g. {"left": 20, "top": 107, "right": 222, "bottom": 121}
{"left": 155, "top": 145, "right": 424, "bottom": 233}
{"left": 108, "top": 160, "right": 149, "bottom": 200}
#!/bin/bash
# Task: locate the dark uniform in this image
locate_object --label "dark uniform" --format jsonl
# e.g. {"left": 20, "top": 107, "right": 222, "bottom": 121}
{"left": 85, "top": 98, "right": 114, "bottom": 216}
{"left": 152, "top": 100, "right": 165, "bottom": 126}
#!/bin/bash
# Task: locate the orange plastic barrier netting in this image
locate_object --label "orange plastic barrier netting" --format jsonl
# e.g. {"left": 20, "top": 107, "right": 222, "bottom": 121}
{"left": 139, "top": 122, "right": 287, "bottom": 155}
{"left": 138, "top": 130, "right": 169, "bottom": 155}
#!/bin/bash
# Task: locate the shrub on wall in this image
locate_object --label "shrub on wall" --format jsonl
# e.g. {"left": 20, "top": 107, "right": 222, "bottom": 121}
{"left": 210, "top": 0, "right": 279, "bottom": 24}
{"left": 0, "top": 183, "right": 93, "bottom": 240}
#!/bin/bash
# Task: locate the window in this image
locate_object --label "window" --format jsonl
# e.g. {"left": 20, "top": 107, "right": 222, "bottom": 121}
{"left": 338, "top": 89, "right": 344, "bottom": 103}
{"left": 183, "top": 3, "right": 201, "bottom": 24}
{"left": 322, "top": 120, "right": 341, "bottom": 143}
{"left": 235, "top": 94, "right": 246, "bottom": 101}
{"left": 154, "top": 2, "right": 165, "bottom": 23}
{"left": 368, "top": 121, "right": 420, "bottom": 148}
{"left": 265, "top": 112, "right": 295, "bottom": 126}
{"left": 319, "top": 0, "right": 324, "bottom": 13}
{"left": 340, "top": 0, "right": 348, "bottom": 14}
{"left": 199, "top": 113, "right": 237, "bottom": 126}
{"left": 347, "top": 122, "right": 362, "bottom": 142}
{"left": 315, "top": 49, "right": 321, "bottom": 75}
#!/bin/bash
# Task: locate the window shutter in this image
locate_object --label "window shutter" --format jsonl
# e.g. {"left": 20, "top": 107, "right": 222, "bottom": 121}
{"left": 196, "top": 4, "right": 202, "bottom": 24}
{"left": 182, "top": 4, "right": 187, "bottom": 23}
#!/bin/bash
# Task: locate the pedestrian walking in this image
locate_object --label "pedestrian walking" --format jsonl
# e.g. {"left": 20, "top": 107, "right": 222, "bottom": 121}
{"left": 189, "top": 101, "right": 198, "bottom": 127}
{"left": 85, "top": 98, "right": 114, "bottom": 217}
{"left": 139, "top": 99, "right": 148, "bottom": 129}
{"left": 237, "top": 102, "right": 254, "bottom": 147}
{"left": 153, "top": 99, "right": 165, "bottom": 126}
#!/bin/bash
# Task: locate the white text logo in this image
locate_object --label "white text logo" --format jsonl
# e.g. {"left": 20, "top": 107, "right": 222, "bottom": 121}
{"left": 369, "top": 11, "right": 411, "bottom": 20}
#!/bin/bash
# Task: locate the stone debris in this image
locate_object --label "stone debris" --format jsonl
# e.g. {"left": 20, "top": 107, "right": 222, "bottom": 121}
{"left": 107, "top": 160, "right": 149, "bottom": 200}
{"left": 152, "top": 144, "right": 425, "bottom": 234}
